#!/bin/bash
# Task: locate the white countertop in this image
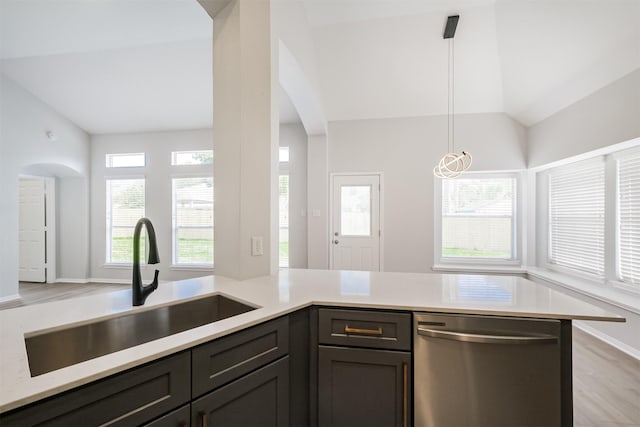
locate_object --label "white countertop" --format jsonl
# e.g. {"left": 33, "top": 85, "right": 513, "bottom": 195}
{"left": 0, "top": 269, "right": 624, "bottom": 412}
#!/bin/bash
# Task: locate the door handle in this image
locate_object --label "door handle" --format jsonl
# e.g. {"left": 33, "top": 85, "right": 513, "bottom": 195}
{"left": 417, "top": 327, "right": 558, "bottom": 344}
{"left": 334, "top": 240, "right": 339, "bottom": 244}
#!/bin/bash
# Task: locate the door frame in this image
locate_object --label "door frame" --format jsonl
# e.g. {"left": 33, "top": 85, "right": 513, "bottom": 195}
{"left": 19, "top": 175, "right": 56, "bottom": 284}
{"left": 329, "top": 172, "right": 384, "bottom": 271}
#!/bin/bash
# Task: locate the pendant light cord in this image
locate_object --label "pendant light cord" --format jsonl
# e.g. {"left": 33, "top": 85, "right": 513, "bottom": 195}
{"left": 447, "top": 38, "right": 455, "bottom": 154}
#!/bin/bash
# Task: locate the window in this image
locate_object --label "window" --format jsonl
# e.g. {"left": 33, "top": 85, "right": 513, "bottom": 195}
{"left": 548, "top": 158, "right": 605, "bottom": 277}
{"left": 106, "top": 153, "right": 145, "bottom": 168}
{"left": 617, "top": 149, "right": 640, "bottom": 286}
{"left": 279, "top": 147, "right": 289, "bottom": 163}
{"left": 171, "top": 150, "right": 213, "bottom": 166}
{"left": 172, "top": 177, "right": 214, "bottom": 266}
{"left": 439, "top": 175, "right": 517, "bottom": 262}
{"left": 340, "top": 185, "right": 371, "bottom": 236}
{"left": 279, "top": 175, "right": 289, "bottom": 267}
{"left": 540, "top": 144, "right": 640, "bottom": 299}
{"left": 106, "top": 179, "right": 145, "bottom": 263}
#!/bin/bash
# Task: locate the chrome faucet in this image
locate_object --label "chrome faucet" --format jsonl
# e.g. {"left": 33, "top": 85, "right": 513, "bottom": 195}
{"left": 132, "top": 217, "right": 160, "bottom": 306}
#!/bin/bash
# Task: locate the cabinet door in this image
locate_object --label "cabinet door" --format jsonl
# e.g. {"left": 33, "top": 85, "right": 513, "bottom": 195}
{"left": 192, "top": 356, "right": 289, "bottom": 427}
{"left": 318, "top": 346, "right": 411, "bottom": 427}
{"left": 0, "top": 352, "right": 190, "bottom": 427}
{"left": 144, "top": 404, "right": 190, "bottom": 427}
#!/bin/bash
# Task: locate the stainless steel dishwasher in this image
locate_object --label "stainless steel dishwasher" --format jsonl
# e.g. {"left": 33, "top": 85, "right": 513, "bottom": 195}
{"left": 414, "top": 313, "right": 562, "bottom": 427}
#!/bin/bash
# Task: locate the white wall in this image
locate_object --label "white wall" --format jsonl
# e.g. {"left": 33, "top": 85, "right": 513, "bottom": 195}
{"left": 0, "top": 75, "right": 90, "bottom": 299}
{"left": 57, "top": 177, "right": 90, "bottom": 281}
{"left": 527, "top": 70, "right": 640, "bottom": 357}
{"left": 280, "top": 123, "right": 308, "bottom": 268}
{"left": 328, "top": 113, "right": 526, "bottom": 273}
{"left": 90, "top": 129, "right": 213, "bottom": 283}
{"left": 307, "top": 134, "right": 329, "bottom": 269}
{"left": 528, "top": 69, "right": 640, "bottom": 168}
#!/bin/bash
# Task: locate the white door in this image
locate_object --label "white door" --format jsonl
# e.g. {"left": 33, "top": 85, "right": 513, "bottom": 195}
{"left": 331, "top": 174, "right": 381, "bottom": 271}
{"left": 19, "top": 178, "right": 46, "bottom": 282}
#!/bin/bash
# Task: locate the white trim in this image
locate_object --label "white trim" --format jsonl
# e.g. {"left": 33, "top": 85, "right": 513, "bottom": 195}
{"left": 573, "top": 321, "right": 640, "bottom": 361}
{"left": 170, "top": 265, "right": 214, "bottom": 271}
{"left": 527, "top": 267, "right": 640, "bottom": 315}
{"left": 56, "top": 278, "right": 89, "bottom": 284}
{"left": 44, "top": 177, "right": 56, "bottom": 284}
{"left": 0, "top": 294, "right": 20, "bottom": 304}
{"left": 88, "top": 277, "right": 132, "bottom": 285}
{"left": 432, "top": 264, "right": 526, "bottom": 275}
{"left": 434, "top": 171, "right": 524, "bottom": 267}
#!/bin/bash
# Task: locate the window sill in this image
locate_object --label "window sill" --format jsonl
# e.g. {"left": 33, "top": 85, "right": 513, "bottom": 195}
{"left": 526, "top": 267, "right": 640, "bottom": 315}
{"left": 103, "top": 263, "right": 147, "bottom": 269}
{"left": 432, "top": 264, "right": 527, "bottom": 275}
{"left": 170, "top": 265, "right": 214, "bottom": 272}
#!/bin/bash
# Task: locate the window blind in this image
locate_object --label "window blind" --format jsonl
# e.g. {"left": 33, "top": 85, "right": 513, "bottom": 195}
{"left": 106, "top": 179, "right": 145, "bottom": 263}
{"left": 548, "top": 159, "right": 605, "bottom": 276}
{"left": 279, "top": 175, "right": 290, "bottom": 268}
{"left": 618, "top": 151, "right": 640, "bottom": 286}
{"left": 172, "top": 177, "right": 213, "bottom": 265}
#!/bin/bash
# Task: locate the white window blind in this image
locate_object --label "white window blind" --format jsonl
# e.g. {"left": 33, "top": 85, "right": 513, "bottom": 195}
{"left": 279, "top": 175, "right": 289, "bottom": 268}
{"left": 106, "top": 179, "right": 145, "bottom": 263}
{"left": 172, "top": 177, "right": 213, "bottom": 266}
{"left": 548, "top": 159, "right": 605, "bottom": 276}
{"left": 441, "top": 177, "right": 516, "bottom": 259}
{"left": 618, "top": 151, "right": 640, "bottom": 286}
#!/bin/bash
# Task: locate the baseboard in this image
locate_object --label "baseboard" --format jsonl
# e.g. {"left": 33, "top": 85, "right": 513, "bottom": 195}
{"left": 0, "top": 294, "right": 20, "bottom": 304}
{"left": 88, "top": 277, "right": 131, "bottom": 285}
{"left": 574, "top": 321, "right": 640, "bottom": 361}
{"left": 56, "top": 278, "right": 89, "bottom": 284}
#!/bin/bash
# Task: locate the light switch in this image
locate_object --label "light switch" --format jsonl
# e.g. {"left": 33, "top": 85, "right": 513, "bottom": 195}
{"left": 251, "top": 236, "right": 263, "bottom": 256}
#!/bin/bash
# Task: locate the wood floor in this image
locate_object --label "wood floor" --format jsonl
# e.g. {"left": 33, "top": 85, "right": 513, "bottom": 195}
{"left": 1, "top": 282, "right": 639, "bottom": 425}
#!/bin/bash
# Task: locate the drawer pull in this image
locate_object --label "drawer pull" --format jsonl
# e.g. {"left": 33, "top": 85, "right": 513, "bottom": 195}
{"left": 344, "top": 325, "right": 383, "bottom": 336}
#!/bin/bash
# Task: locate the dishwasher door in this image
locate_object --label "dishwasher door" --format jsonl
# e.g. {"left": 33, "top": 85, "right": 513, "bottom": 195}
{"left": 414, "top": 313, "right": 562, "bottom": 427}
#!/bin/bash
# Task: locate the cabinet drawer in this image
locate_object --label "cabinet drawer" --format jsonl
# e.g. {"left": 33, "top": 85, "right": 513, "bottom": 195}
{"left": 192, "top": 316, "right": 289, "bottom": 397}
{"left": 318, "top": 308, "right": 411, "bottom": 351}
{"left": 1, "top": 352, "right": 191, "bottom": 427}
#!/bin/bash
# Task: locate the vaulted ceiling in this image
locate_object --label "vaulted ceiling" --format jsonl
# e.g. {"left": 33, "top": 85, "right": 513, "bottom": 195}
{"left": 1, "top": 0, "right": 638, "bottom": 134}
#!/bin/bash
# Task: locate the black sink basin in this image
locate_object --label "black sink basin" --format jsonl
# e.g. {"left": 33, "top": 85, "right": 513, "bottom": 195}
{"left": 25, "top": 294, "right": 256, "bottom": 376}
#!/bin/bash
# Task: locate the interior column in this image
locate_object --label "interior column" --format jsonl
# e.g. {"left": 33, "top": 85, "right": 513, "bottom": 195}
{"left": 211, "top": 0, "right": 274, "bottom": 279}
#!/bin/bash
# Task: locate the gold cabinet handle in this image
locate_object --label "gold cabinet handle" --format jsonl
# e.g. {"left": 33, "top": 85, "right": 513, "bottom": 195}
{"left": 200, "top": 412, "right": 208, "bottom": 427}
{"left": 402, "top": 363, "right": 408, "bottom": 427}
{"left": 344, "top": 325, "right": 383, "bottom": 336}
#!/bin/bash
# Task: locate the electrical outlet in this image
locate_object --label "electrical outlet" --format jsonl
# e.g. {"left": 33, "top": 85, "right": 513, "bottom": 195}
{"left": 251, "top": 236, "right": 263, "bottom": 256}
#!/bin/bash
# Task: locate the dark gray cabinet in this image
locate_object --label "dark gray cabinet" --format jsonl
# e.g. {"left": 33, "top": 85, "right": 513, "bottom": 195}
{"left": 192, "top": 357, "right": 290, "bottom": 427}
{"left": 192, "top": 316, "right": 289, "bottom": 398}
{"left": 317, "top": 308, "right": 412, "bottom": 427}
{"left": 1, "top": 315, "right": 292, "bottom": 427}
{"left": 143, "top": 404, "right": 191, "bottom": 427}
{"left": 190, "top": 315, "right": 291, "bottom": 427}
{"left": 0, "top": 352, "right": 191, "bottom": 427}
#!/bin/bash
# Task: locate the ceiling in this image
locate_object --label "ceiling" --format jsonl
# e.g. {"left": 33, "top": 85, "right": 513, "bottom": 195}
{"left": 1, "top": 0, "right": 638, "bottom": 134}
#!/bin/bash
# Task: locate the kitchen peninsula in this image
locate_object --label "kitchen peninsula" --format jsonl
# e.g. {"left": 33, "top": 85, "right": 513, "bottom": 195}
{"left": 0, "top": 269, "right": 624, "bottom": 425}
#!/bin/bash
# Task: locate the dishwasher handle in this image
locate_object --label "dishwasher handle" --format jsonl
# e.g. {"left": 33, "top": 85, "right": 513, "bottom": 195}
{"left": 417, "top": 327, "right": 558, "bottom": 345}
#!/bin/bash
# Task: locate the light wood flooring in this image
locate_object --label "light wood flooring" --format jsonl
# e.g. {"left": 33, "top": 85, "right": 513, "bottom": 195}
{"left": 1, "top": 282, "right": 639, "bottom": 425}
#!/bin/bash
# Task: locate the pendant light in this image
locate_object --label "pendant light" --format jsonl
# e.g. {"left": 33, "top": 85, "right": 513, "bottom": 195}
{"left": 433, "top": 15, "right": 472, "bottom": 179}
